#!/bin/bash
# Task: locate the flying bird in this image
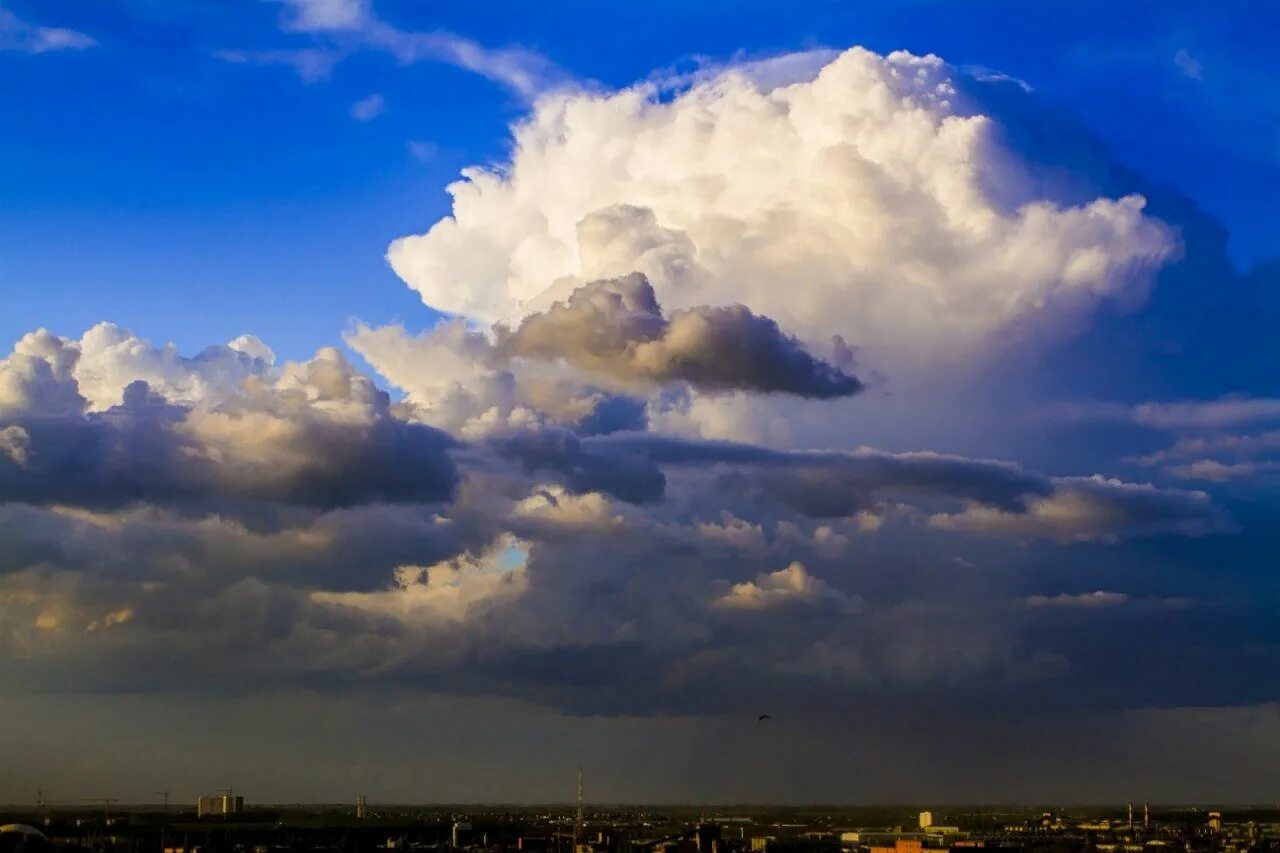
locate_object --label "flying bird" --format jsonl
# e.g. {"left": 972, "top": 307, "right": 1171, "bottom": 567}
{"left": 757, "top": 714, "right": 772, "bottom": 722}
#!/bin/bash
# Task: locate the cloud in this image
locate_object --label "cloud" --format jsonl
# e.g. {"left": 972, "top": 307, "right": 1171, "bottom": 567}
{"left": 963, "top": 65, "right": 1033, "bottom": 92}
{"left": 1174, "top": 48, "right": 1204, "bottom": 81}
{"left": 586, "top": 434, "right": 1053, "bottom": 515}
{"left": 570, "top": 435, "right": 1224, "bottom": 544}
{"left": 491, "top": 427, "right": 666, "bottom": 505}
{"left": 1094, "top": 398, "right": 1280, "bottom": 484}
{"left": 929, "top": 476, "right": 1226, "bottom": 542}
{"left": 75, "top": 323, "right": 274, "bottom": 410}
{"left": 345, "top": 318, "right": 649, "bottom": 438}
{"left": 712, "top": 562, "right": 861, "bottom": 613}
{"left": 1132, "top": 396, "right": 1280, "bottom": 430}
{"left": 0, "top": 426, "right": 28, "bottom": 466}
{"left": 0, "top": 330, "right": 456, "bottom": 510}
{"left": 313, "top": 536, "right": 528, "bottom": 623}
{"left": 0, "top": 322, "right": 277, "bottom": 418}
{"left": 0, "top": 397, "right": 1248, "bottom": 725}
{"left": 1131, "top": 430, "right": 1280, "bottom": 483}
{"left": 1133, "top": 430, "right": 1280, "bottom": 466}
{"left": 387, "top": 47, "right": 1178, "bottom": 371}
{"left": 1166, "top": 459, "right": 1280, "bottom": 483}
{"left": 3, "top": 311, "right": 1224, "bottom": 705}
{"left": 269, "top": 0, "right": 567, "bottom": 99}
{"left": 349, "top": 93, "right": 385, "bottom": 121}
{"left": 407, "top": 140, "right": 438, "bottom": 163}
{"left": 0, "top": 9, "right": 94, "bottom": 54}
{"left": 1024, "top": 590, "right": 1129, "bottom": 608}
{"left": 213, "top": 48, "right": 342, "bottom": 83}
{"left": 364, "top": 25, "right": 568, "bottom": 101}
{"left": 278, "top": 0, "right": 369, "bottom": 32}
{"left": 496, "top": 274, "right": 862, "bottom": 398}
{"left": 0, "top": 331, "right": 85, "bottom": 418}
{"left": 5, "top": 42, "right": 1277, "bottom": 775}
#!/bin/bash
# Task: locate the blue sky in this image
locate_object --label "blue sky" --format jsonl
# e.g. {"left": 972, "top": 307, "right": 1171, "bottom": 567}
{"left": 3, "top": 0, "right": 1276, "bottom": 360}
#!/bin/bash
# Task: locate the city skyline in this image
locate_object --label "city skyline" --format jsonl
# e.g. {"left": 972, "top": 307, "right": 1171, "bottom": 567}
{"left": 2, "top": 0, "right": 1280, "bottom": 804}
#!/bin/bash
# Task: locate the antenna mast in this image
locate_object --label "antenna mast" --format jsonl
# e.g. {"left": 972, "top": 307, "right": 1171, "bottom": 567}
{"left": 572, "top": 767, "right": 584, "bottom": 852}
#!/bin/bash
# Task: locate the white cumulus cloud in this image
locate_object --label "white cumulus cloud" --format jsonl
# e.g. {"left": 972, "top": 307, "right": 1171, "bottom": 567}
{"left": 388, "top": 47, "right": 1178, "bottom": 371}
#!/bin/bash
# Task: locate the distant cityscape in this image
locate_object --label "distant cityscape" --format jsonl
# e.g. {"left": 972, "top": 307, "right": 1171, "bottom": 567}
{"left": 3, "top": 791, "right": 1279, "bottom": 853}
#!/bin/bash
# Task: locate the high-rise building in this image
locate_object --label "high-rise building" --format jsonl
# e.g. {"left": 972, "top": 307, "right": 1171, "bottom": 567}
{"left": 1208, "top": 812, "right": 1222, "bottom": 833}
{"left": 919, "top": 813, "right": 933, "bottom": 830}
{"left": 356, "top": 796, "right": 367, "bottom": 820}
{"left": 196, "top": 794, "right": 243, "bottom": 817}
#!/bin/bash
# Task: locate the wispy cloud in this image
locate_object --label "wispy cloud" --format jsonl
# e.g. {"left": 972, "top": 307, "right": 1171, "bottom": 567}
{"left": 278, "top": 0, "right": 369, "bottom": 32}
{"left": 268, "top": 0, "right": 570, "bottom": 100}
{"left": 363, "top": 23, "right": 566, "bottom": 100}
{"left": 1056, "top": 396, "right": 1280, "bottom": 485}
{"left": 1174, "top": 47, "right": 1204, "bottom": 81}
{"left": 0, "top": 8, "right": 94, "bottom": 55}
{"left": 349, "top": 92, "right": 385, "bottom": 121}
{"left": 963, "top": 63, "right": 1034, "bottom": 91}
{"left": 213, "top": 47, "right": 342, "bottom": 83}
{"left": 406, "top": 140, "right": 438, "bottom": 163}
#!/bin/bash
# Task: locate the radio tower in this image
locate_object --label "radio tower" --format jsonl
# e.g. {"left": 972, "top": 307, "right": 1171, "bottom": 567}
{"left": 574, "top": 767, "right": 584, "bottom": 852}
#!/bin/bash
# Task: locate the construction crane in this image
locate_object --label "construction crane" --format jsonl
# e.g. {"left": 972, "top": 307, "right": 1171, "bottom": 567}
{"left": 35, "top": 790, "right": 74, "bottom": 814}
{"left": 81, "top": 798, "right": 119, "bottom": 823}
{"left": 154, "top": 790, "right": 171, "bottom": 812}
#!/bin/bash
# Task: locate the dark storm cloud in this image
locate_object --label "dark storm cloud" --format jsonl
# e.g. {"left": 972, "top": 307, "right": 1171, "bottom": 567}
{"left": 497, "top": 274, "right": 863, "bottom": 398}
{"left": 479, "top": 430, "right": 1227, "bottom": 544}
{"left": 0, "top": 434, "right": 1254, "bottom": 726}
{"left": 490, "top": 427, "right": 665, "bottom": 504}
{"left": 0, "top": 375, "right": 458, "bottom": 510}
{"left": 0, "top": 498, "right": 485, "bottom": 595}
{"left": 585, "top": 433, "right": 1051, "bottom": 514}
{"left": 0, "top": 323, "right": 1240, "bottom": 733}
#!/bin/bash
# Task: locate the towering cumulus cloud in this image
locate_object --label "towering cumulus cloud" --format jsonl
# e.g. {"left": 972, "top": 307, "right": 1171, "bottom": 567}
{"left": 2, "top": 44, "right": 1275, "bottom": 797}
{"left": 388, "top": 48, "right": 1178, "bottom": 366}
